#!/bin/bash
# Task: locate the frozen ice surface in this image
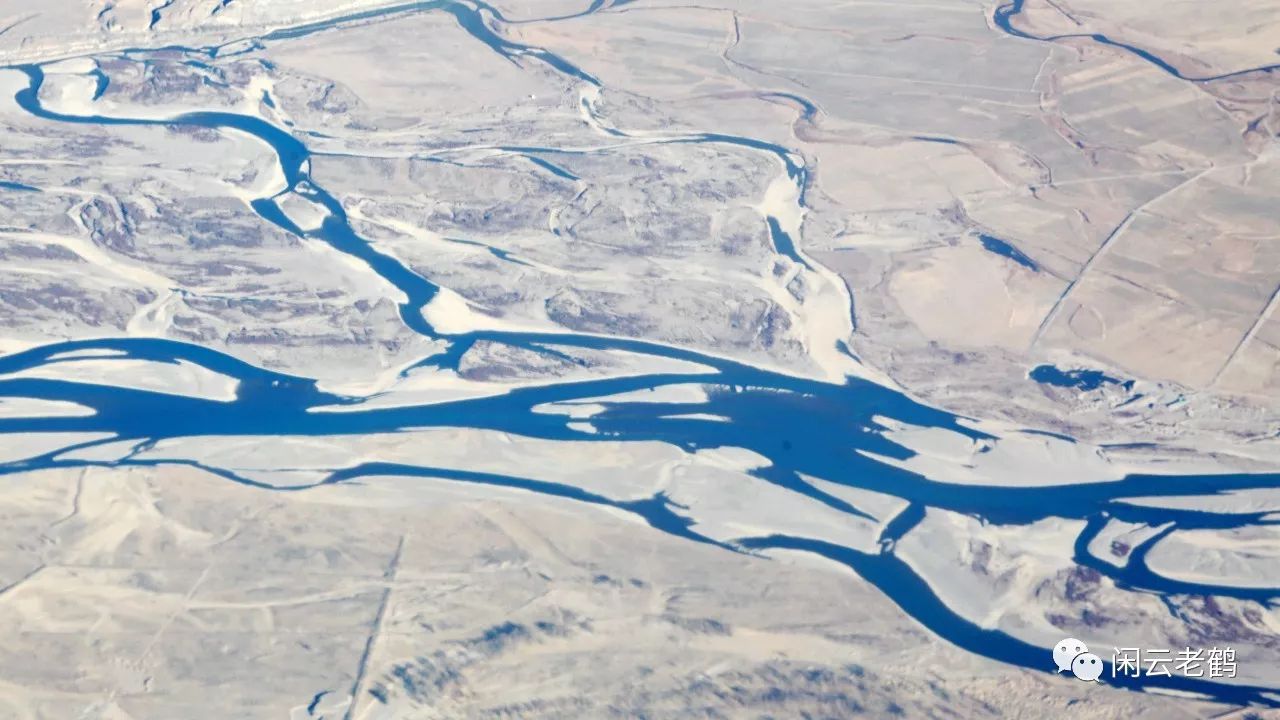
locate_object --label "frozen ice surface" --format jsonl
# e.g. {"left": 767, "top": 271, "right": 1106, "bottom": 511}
{"left": 0, "top": 0, "right": 1278, "bottom": 717}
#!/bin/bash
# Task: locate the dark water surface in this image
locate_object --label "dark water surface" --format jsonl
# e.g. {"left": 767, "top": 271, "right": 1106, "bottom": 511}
{"left": 2, "top": 0, "right": 1278, "bottom": 706}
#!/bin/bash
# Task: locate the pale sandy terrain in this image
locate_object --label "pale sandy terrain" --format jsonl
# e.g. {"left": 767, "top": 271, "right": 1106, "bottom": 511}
{"left": 0, "top": 462, "right": 1233, "bottom": 719}
{"left": 0, "top": 0, "right": 1276, "bottom": 717}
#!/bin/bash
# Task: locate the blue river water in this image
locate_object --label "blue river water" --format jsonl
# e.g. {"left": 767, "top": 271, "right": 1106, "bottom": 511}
{"left": 993, "top": 0, "right": 1280, "bottom": 83}
{"left": 1, "top": 0, "right": 1278, "bottom": 707}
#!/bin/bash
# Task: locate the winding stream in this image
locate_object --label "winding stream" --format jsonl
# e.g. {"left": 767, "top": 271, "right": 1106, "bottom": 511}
{"left": 994, "top": 0, "right": 1280, "bottom": 82}
{"left": 1, "top": 0, "right": 1278, "bottom": 707}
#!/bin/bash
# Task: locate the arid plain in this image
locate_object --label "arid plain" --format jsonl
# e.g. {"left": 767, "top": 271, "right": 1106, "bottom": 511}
{"left": 0, "top": 0, "right": 1278, "bottom": 718}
